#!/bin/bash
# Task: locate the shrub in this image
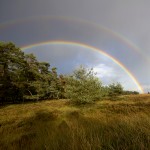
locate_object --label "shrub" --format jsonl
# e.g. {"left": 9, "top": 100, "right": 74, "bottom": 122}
{"left": 65, "top": 66, "right": 103, "bottom": 104}
{"left": 108, "top": 82, "right": 123, "bottom": 98}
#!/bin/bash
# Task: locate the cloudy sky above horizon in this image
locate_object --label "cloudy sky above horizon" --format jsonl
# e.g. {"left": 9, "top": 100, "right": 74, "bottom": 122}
{"left": 0, "top": 0, "right": 150, "bottom": 92}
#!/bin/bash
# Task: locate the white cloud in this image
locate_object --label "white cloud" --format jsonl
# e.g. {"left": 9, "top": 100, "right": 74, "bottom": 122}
{"left": 93, "top": 64, "right": 114, "bottom": 78}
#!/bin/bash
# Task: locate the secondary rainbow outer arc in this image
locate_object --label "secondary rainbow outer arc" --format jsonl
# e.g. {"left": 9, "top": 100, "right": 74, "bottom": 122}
{"left": 21, "top": 40, "right": 144, "bottom": 93}
{"left": 0, "top": 16, "right": 148, "bottom": 62}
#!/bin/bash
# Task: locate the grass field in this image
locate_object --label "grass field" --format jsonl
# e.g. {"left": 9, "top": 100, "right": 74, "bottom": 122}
{"left": 0, "top": 94, "right": 150, "bottom": 150}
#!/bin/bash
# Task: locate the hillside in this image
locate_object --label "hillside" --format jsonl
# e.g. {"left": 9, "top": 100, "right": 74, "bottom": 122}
{"left": 0, "top": 94, "right": 150, "bottom": 150}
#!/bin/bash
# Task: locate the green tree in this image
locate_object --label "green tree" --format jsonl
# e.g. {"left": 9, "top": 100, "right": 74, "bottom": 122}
{"left": 0, "top": 41, "right": 66, "bottom": 104}
{"left": 48, "top": 67, "right": 62, "bottom": 99}
{"left": 23, "top": 54, "right": 53, "bottom": 101}
{"left": 65, "top": 66, "right": 103, "bottom": 104}
{"left": 0, "top": 42, "right": 26, "bottom": 103}
{"left": 108, "top": 82, "right": 123, "bottom": 97}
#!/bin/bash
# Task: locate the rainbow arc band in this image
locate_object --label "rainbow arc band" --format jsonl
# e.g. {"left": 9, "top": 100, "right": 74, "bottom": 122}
{"left": 22, "top": 40, "right": 144, "bottom": 93}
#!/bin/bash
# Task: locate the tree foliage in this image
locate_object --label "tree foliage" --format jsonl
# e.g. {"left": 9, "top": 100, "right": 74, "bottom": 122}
{"left": 65, "top": 66, "right": 103, "bottom": 104}
{"left": 0, "top": 42, "right": 139, "bottom": 105}
{"left": 108, "top": 83, "right": 124, "bottom": 97}
{"left": 0, "top": 42, "right": 65, "bottom": 104}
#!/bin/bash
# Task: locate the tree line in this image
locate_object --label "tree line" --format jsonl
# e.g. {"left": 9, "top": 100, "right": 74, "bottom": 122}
{"left": 0, "top": 42, "right": 139, "bottom": 105}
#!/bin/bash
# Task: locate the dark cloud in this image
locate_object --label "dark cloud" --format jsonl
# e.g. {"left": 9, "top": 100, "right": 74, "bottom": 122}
{"left": 0, "top": 0, "right": 150, "bottom": 92}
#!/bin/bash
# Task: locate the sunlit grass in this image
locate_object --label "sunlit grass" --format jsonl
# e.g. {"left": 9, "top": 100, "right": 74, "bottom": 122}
{"left": 0, "top": 95, "right": 150, "bottom": 149}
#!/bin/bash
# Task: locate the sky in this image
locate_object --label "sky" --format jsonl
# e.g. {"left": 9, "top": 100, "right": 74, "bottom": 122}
{"left": 0, "top": 0, "right": 150, "bottom": 93}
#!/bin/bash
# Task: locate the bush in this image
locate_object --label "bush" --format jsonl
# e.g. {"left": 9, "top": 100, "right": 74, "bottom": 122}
{"left": 65, "top": 66, "right": 103, "bottom": 104}
{"left": 108, "top": 83, "right": 123, "bottom": 98}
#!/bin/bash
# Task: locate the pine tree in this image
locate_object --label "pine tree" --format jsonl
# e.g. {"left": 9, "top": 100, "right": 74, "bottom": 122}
{"left": 65, "top": 66, "right": 103, "bottom": 104}
{"left": 0, "top": 42, "right": 25, "bottom": 103}
{"left": 108, "top": 82, "right": 123, "bottom": 97}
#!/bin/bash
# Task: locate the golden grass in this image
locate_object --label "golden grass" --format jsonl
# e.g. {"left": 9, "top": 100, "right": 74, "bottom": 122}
{"left": 0, "top": 94, "right": 150, "bottom": 150}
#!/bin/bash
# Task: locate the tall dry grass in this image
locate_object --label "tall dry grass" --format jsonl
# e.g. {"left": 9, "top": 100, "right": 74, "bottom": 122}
{"left": 0, "top": 95, "right": 150, "bottom": 150}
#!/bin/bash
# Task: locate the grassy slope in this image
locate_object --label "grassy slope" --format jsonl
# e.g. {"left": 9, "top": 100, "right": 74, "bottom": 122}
{"left": 0, "top": 95, "right": 150, "bottom": 150}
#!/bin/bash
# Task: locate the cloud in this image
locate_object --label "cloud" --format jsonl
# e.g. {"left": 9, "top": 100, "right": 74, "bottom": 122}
{"left": 93, "top": 64, "right": 114, "bottom": 78}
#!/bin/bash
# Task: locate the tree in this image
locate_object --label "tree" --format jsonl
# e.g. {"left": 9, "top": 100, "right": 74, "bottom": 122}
{"left": 23, "top": 54, "right": 56, "bottom": 101}
{"left": 0, "top": 41, "right": 67, "bottom": 104}
{"left": 48, "top": 67, "right": 63, "bottom": 99}
{"left": 65, "top": 66, "right": 103, "bottom": 104}
{"left": 108, "top": 82, "right": 123, "bottom": 97}
{"left": 0, "top": 42, "right": 26, "bottom": 103}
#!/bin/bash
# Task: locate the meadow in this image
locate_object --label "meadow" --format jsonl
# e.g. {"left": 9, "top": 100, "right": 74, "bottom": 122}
{"left": 0, "top": 94, "right": 150, "bottom": 150}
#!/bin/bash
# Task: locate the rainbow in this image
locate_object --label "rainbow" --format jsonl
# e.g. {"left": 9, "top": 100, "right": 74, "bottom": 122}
{"left": 22, "top": 40, "right": 144, "bottom": 93}
{"left": 0, "top": 16, "right": 149, "bottom": 62}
